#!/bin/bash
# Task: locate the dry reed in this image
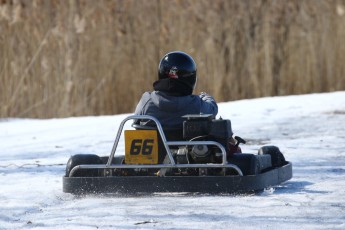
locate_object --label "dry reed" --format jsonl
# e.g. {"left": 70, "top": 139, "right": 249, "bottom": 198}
{"left": 1, "top": 0, "right": 344, "bottom": 118}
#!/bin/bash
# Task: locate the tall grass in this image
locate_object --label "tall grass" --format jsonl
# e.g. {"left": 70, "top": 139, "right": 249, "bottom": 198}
{"left": 1, "top": 0, "right": 345, "bottom": 118}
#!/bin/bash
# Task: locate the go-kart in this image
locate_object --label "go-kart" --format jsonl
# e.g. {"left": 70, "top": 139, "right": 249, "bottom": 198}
{"left": 63, "top": 114, "right": 292, "bottom": 194}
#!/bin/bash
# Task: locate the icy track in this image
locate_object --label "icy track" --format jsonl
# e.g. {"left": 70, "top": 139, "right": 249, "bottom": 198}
{"left": 0, "top": 91, "right": 345, "bottom": 230}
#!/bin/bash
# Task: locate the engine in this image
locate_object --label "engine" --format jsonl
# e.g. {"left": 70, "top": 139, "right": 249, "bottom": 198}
{"left": 174, "top": 114, "right": 233, "bottom": 164}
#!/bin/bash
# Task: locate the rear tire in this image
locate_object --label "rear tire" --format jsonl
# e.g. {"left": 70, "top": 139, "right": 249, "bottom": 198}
{"left": 258, "top": 146, "right": 286, "bottom": 168}
{"left": 65, "top": 154, "right": 102, "bottom": 177}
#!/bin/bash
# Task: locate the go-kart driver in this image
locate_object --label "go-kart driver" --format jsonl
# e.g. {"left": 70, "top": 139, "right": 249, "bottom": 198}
{"left": 134, "top": 51, "right": 240, "bottom": 156}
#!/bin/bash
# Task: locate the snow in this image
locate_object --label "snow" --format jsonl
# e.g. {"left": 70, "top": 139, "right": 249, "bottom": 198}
{"left": 1, "top": 91, "right": 345, "bottom": 229}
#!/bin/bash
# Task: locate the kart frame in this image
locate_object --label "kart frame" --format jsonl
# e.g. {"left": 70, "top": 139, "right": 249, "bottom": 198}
{"left": 63, "top": 115, "right": 292, "bottom": 194}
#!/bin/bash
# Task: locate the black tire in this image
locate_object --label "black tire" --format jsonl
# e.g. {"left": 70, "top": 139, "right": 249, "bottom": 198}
{"left": 258, "top": 146, "right": 286, "bottom": 167}
{"left": 65, "top": 154, "right": 102, "bottom": 177}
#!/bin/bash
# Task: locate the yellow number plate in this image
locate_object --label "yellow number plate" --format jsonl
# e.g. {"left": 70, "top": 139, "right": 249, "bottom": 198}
{"left": 125, "top": 130, "right": 158, "bottom": 164}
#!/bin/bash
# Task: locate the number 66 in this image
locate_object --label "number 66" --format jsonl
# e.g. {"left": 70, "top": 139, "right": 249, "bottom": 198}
{"left": 130, "top": 139, "right": 154, "bottom": 155}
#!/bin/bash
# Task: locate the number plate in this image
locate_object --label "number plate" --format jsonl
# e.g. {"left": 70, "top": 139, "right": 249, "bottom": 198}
{"left": 124, "top": 130, "right": 158, "bottom": 164}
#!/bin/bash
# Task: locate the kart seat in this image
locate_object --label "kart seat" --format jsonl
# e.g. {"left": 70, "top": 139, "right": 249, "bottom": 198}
{"left": 132, "top": 122, "right": 183, "bottom": 141}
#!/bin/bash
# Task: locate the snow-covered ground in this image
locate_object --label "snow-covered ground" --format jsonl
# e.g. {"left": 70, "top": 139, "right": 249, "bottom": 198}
{"left": 0, "top": 91, "right": 345, "bottom": 230}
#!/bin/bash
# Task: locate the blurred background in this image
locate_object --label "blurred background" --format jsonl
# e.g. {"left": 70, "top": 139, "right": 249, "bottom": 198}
{"left": 1, "top": 0, "right": 345, "bottom": 118}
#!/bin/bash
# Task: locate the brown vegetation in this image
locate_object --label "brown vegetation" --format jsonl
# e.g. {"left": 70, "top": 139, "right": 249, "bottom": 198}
{"left": 1, "top": 0, "right": 345, "bottom": 118}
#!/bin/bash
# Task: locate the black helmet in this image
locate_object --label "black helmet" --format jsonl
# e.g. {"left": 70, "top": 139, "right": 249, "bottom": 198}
{"left": 158, "top": 51, "right": 197, "bottom": 90}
